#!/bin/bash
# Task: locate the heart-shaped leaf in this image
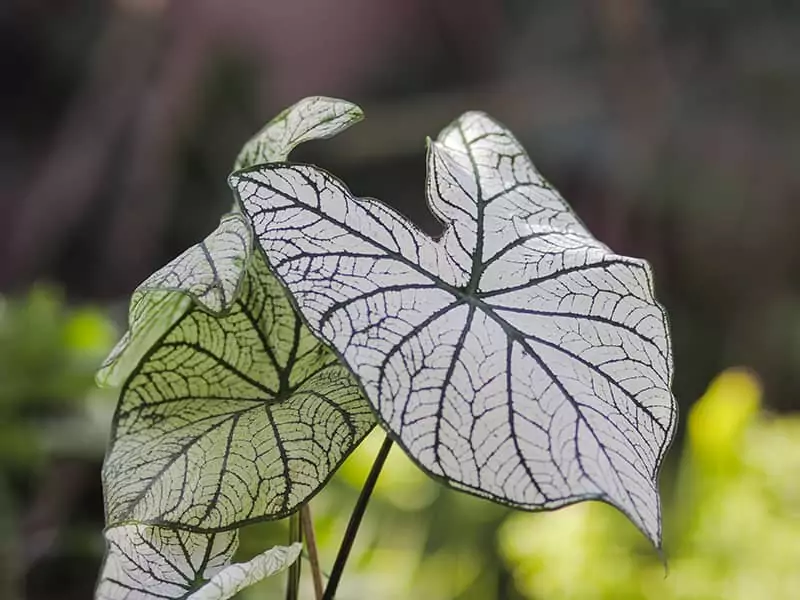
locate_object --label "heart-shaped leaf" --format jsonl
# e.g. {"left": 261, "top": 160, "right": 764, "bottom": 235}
{"left": 97, "top": 96, "right": 363, "bottom": 388}
{"left": 103, "top": 252, "right": 374, "bottom": 529}
{"left": 96, "top": 524, "right": 300, "bottom": 600}
{"left": 233, "top": 112, "right": 676, "bottom": 545}
{"left": 100, "top": 96, "right": 372, "bottom": 529}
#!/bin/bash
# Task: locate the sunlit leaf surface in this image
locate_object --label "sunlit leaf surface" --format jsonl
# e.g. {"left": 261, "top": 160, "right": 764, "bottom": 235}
{"left": 96, "top": 524, "right": 300, "bottom": 600}
{"left": 234, "top": 111, "right": 676, "bottom": 545}
{"left": 103, "top": 254, "right": 374, "bottom": 529}
{"left": 98, "top": 96, "right": 363, "bottom": 388}
{"left": 101, "top": 96, "right": 372, "bottom": 530}
{"left": 97, "top": 214, "right": 251, "bottom": 388}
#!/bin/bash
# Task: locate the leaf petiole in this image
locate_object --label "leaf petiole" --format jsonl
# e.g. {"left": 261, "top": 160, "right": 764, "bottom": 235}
{"left": 322, "top": 435, "right": 393, "bottom": 600}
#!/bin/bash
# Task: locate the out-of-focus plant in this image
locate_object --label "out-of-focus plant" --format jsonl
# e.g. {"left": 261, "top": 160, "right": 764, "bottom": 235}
{"left": 501, "top": 367, "right": 800, "bottom": 600}
{"left": 0, "top": 284, "right": 117, "bottom": 599}
{"left": 0, "top": 285, "right": 116, "bottom": 469}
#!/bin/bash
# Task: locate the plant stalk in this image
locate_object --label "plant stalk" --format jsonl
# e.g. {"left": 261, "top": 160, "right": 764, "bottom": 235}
{"left": 285, "top": 512, "right": 303, "bottom": 600}
{"left": 322, "top": 435, "right": 393, "bottom": 600}
{"left": 300, "top": 504, "right": 324, "bottom": 600}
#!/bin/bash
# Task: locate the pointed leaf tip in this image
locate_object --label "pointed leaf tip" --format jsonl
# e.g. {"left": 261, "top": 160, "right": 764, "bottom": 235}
{"left": 233, "top": 96, "right": 363, "bottom": 171}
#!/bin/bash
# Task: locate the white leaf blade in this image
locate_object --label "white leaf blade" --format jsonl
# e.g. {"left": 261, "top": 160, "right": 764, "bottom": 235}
{"left": 187, "top": 543, "right": 301, "bottom": 600}
{"left": 234, "top": 112, "right": 676, "bottom": 546}
{"left": 95, "top": 524, "right": 299, "bottom": 600}
{"left": 96, "top": 526, "right": 238, "bottom": 600}
{"left": 234, "top": 96, "right": 363, "bottom": 171}
{"left": 432, "top": 111, "right": 595, "bottom": 265}
{"left": 103, "top": 253, "right": 374, "bottom": 529}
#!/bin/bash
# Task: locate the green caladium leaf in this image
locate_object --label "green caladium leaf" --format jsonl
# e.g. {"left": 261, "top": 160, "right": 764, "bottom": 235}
{"left": 101, "top": 96, "right": 373, "bottom": 530}
{"left": 97, "top": 214, "right": 251, "bottom": 388}
{"left": 96, "top": 524, "right": 300, "bottom": 600}
{"left": 233, "top": 111, "right": 677, "bottom": 546}
{"left": 103, "top": 242, "right": 374, "bottom": 529}
{"left": 97, "top": 96, "right": 363, "bottom": 388}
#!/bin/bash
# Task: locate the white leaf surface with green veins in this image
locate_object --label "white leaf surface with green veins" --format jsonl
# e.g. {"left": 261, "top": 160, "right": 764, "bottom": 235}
{"left": 234, "top": 96, "right": 363, "bottom": 171}
{"left": 96, "top": 524, "right": 300, "bottom": 600}
{"left": 234, "top": 111, "right": 677, "bottom": 546}
{"left": 103, "top": 253, "right": 374, "bottom": 529}
{"left": 97, "top": 96, "right": 363, "bottom": 389}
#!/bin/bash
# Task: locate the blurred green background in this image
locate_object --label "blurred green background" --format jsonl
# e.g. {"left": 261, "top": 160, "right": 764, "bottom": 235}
{"left": 1, "top": 1, "right": 799, "bottom": 598}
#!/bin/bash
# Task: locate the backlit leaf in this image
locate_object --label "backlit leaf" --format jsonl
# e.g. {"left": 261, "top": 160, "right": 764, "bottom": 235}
{"left": 103, "top": 253, "right": 374, "bottom": 529}
{"left": 234, "top": 96, "right": 363, "bottom": 171}
{"left": 234, "top": 111, "right": 676, "bottom": 546}
{"left": 97, "top": 214, "right": 250, "bottom": 388}
{"left": 97, "top": 96, "right": 362, "bottom": 388}
{"left": 96, "top": 524, "right": 300, "bottom": 600}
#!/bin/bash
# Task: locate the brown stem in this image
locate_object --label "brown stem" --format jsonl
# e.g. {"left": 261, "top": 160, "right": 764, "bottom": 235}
{"left": 300, "top": 504, "right": 324, "bottom": 600}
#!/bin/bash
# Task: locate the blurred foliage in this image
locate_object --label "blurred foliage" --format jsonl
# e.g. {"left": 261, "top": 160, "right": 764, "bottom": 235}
{"left": 0, "top": 285, "right": 116, "bottom": 469}
{"left": 0, "top": 285, "right": 116, "bottom": 600}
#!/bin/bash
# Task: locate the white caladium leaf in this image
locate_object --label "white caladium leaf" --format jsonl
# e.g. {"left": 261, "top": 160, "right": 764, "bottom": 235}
{"left": 96, "top": 524, "right": 300, "bottom": 600}
{"left": 233, "top": 112, "right": 677, "bottom": 546}
{"left": 97, "top": 214, "right": 251, "bottom": 387}
{"left": 234, "top": 96, "right": 363, "bottom": 171}
{"left": 103, "top": 252, "right": 374, "bottom": 529}
{"left": 97, "top": 96, "right": 363, "bottom": 388}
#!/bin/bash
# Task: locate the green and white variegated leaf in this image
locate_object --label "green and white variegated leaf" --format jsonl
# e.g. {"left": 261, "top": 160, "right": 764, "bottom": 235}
{"left": 97, "top": 213, "right": 252, "bottom": 388}
{"left": 233, "top": 112, "right": 677, "bottom": 546}
{"left": 97, "top": 96, "right": 363, "bottom": 388}
{"left": 233, "top": 96, "right": 363, "bottom": 171}
{"left": 103, "top": 252, "right": 374, "bottom": 529}
{"left": 96, "top": 524, "right": 300, "bottom": 600}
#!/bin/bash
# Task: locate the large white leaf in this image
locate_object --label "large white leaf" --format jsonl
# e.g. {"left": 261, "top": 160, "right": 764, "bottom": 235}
{"left": 97, "top": 96, "right": 363, "bottom": 388}
{"left": 96, "top": 524, "right": 300, "bottom": 600}
{"left": 103, "top": 253, "right": 374, "bottom": 529}
{"left": 233, "top": 112, "right": 676, "bottom": 545}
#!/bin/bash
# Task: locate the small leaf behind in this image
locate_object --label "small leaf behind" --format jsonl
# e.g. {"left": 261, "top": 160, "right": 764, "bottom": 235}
{"left": 98, "top": 96, "right": 363, "bottom": 388}
{"left": 95, "top": 523, "right": 300, "bottom": 600}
